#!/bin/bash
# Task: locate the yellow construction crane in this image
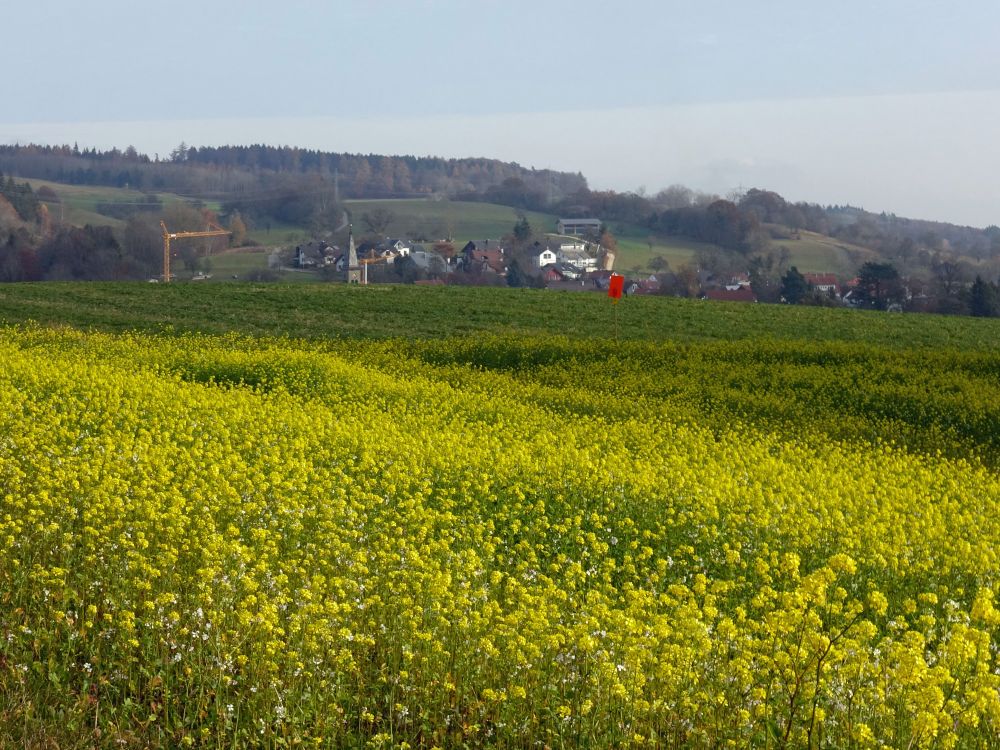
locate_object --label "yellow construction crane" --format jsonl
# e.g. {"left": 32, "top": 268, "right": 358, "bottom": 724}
{"left": 359, "top": 251, "right": 393, "bottom": 285}
{"left": 160, "top": 220, "right": 231, "bottom": 282}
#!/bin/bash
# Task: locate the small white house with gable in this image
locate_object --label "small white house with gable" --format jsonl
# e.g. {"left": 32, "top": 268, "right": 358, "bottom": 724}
{"left": 384, "top": 239, "right": 411, "bottom": 257}
{"left": 528, "top": 244, "right": 558, "bottom": 271}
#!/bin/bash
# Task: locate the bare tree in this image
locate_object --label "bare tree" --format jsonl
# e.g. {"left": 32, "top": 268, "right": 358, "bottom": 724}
{"left": 649, "top": 255, "right": 670, "bottom": 272}
{"left": 653, "top": 184, "right": 694, "bottom": 209}
{"left": 932, "top": 256, "right": 965, "bottom": 298}
{"left": 362, "top": 207, "right": 394, "bottom": 236}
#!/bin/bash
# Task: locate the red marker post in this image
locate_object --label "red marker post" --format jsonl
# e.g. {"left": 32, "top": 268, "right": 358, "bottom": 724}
{"left": 608, "top": 273, "right": 624, "bottom": 340}
{"left": 608, "top": 273, "right": 624, "bottom": 302}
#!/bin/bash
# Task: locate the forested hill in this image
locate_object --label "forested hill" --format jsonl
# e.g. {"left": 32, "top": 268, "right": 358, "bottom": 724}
{"left": 0, "top": 143, "right": 587, "bottom": 202}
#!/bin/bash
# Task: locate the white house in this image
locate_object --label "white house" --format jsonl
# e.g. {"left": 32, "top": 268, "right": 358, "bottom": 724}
{"left": 528, "top": 244, "right": 558, "bottom": 271}
{"left": 558, "top": 246, "right": 598, "bottom": 271}
{"left": 384, "top": 239, "right": 411, "bottom": 257}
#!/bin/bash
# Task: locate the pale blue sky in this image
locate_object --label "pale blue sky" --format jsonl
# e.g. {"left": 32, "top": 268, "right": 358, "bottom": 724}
{"left": 3, "top": 1, "right": 999, "bottom": 225}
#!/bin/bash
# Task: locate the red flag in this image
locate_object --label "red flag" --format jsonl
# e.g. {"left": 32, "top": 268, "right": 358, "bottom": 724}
{"left": 608, "top": 273, "right": 624, "bottom": 302}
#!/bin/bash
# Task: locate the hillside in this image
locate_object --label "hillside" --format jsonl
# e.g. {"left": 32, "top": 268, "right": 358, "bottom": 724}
{"left": 11, "top": 177, "right": 872, "bottom": 280}
{"left": 13, "top": 176, "right": 215, "bottom": 229}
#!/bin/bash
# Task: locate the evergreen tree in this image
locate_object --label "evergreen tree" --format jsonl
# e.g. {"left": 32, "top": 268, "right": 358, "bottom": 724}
{"left": 780, "top": 266, "right": 810, "bottom": 304}
{"left": 513, "top": 216, "right": 532, "bottom": 245}
{"left": 855, "top": 262, "right": 904, "bottom": 310}
{"left": 506, "top": 258, "right": 530, "bottom": 288}
{"left": 968, "top": 276, "right": 999, "bottom": 317}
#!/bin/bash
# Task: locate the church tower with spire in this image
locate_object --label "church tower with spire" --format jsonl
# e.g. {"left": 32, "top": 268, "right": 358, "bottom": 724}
{"left": 346, "top": 224, "right": 361, "bottom": 284}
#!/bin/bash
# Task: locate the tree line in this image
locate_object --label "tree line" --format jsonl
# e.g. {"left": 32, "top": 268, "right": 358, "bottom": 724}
{"left": 0, "top": 142, "right": 586, "bottom": 205}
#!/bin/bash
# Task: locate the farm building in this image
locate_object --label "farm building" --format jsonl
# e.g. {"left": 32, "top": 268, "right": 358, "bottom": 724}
{"left": 557, "top": 218, "right": 602, "bottom": 236}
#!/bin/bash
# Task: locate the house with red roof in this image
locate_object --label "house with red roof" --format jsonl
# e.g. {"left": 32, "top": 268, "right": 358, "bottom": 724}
{"left": 803, "top": 273, "right": 841, "bottom": 296}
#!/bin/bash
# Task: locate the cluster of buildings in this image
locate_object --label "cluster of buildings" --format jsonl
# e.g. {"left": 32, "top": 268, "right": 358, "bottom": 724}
{"left": 702, "top": 272, "right": 846, "bottom": 303}
{"left": 283, "top": 217, "right": 616, "bottom": 286}
{"left": 278, "top": 216, "right": 856, "bottom": 303}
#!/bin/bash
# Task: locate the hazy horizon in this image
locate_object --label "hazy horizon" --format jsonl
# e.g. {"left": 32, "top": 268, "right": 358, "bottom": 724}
{"left": 4, "top": 0, "right": 998, "bottom": 227}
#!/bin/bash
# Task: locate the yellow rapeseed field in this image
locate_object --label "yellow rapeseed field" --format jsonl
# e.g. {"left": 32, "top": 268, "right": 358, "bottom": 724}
{"left": 2, "top": 326, "right": 999, "bottom": 747}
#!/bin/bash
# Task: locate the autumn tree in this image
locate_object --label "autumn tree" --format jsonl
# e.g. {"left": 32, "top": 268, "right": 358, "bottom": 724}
{"left": 229, "top": 211, "right": 248, "bottom": 247}
{"left": 599, "top": 226, "right": 618, "bottom": 255}
{"left": 672, "top": 263, "right": 700, "bottom": 297}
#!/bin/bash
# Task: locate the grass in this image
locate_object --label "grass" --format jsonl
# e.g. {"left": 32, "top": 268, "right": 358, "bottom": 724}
{"left": 0, "top": 282, "right": 998, "bottom": 349}
{"left": 612, "top": 236, "right": 712, "bottom": 272}
{"left": 767, "top": 231, "right": 878, "bottom": 275}
{"left": 196, "top": 249, "right": 275, "bottom": 279}
{"left": 244, "top": 220, "right": 313, "bottom": 247}
{"left": 20, "top": 177, "right": 214, "bottom": 229}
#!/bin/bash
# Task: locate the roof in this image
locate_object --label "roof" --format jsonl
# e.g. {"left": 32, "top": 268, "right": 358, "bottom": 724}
{"left": 296, "top": 240, "right": 334, "bottom": 255}
{"left": 528, "top": 244, "right": 556, "bottom": 257}
{"left": 635, "top": 279, "right": 661, "bottom": 294}
{"left": 469, "top": 248, "right": 505, "bottom": 263}
{"left": 463, "top": 246, "right": 507, "bottom": 273}
{"left": 804, "top": 273, "right": 840, "bottom": 287}
{"left": 558, "top": 217, "right": 601, "bottom": 225}
{"left": 463, "top": 239, "right": 505, "bottom": 253}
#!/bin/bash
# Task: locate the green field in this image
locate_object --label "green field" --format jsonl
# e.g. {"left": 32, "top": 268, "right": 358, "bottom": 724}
{"left": 203, "top": 249, "right": 275, "bottom": 278}
{"left": 768, "top": 230, "right": 878, "bottom": 275}
{"left": 611, "top": 235, "right": 715, "bottom": 272}
{"left": 2, "top": 284, "right": 1000, "bottom": 747}
{"left": 0, "top": 282, "right": 998, "bottom": 348}
{"left": 21, "top": 177, "right": 214, "bottom": 230}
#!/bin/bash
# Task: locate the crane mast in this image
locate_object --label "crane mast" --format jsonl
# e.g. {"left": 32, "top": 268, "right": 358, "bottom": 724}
{"left": 160, "top": 220, "right": 231, "bottom": 282}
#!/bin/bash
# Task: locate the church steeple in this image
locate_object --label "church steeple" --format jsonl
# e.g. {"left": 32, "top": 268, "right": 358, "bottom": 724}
{"left": 346, "top": 224, "right": 361, "bottom": 284}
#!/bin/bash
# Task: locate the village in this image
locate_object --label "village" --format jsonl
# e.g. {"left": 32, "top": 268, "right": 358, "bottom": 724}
{"left": 281, "top": 215, "right": 861, "bottom": 304}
